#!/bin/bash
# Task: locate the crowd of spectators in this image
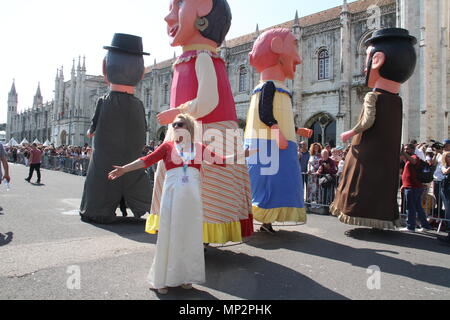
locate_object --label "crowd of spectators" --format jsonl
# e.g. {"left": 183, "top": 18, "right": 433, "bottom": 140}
{"left": 3, "top": 137, "right": 450, "bottom": 232}
{"left": 3, "top": 140, "right": 163, "bottom": 177}
{"left": 297, "top": 138, "right": 450, "bottom": 232}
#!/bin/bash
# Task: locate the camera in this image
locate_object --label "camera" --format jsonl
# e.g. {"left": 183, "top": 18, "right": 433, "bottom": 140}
{"left": 432, "top": 142, "right": 444, "bottom": 150}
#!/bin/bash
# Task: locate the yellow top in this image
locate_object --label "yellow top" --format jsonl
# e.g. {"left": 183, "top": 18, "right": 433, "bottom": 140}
{"left": 244, "top": 81, "right": 297, "bottom": 142}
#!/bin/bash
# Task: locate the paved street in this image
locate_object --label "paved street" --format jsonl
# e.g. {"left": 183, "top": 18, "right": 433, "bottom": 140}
{"left": 0, "top": 163, "right": 449, "bottom": 300}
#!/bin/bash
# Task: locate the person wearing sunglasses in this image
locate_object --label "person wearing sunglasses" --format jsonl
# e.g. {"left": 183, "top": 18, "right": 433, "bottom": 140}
{"left": 108, "top": 114, "right": 254, "bottom": 294}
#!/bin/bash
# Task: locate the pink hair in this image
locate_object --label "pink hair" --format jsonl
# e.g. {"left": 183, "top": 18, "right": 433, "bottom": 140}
{"left": 249, "top": 28, "right": 292, "bottom": 73}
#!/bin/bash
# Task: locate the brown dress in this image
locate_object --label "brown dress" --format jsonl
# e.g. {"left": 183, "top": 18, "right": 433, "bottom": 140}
{"left": 330, "top": 90, "right": 402, "bottom": 229}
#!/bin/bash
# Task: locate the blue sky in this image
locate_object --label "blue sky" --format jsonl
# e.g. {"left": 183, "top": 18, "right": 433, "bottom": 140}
{"left": 0, "top": 0, "right": 346, "bottom": 122}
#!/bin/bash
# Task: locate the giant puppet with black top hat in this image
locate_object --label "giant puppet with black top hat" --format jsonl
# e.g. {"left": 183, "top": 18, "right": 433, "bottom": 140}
{"left": 80, "top": 33, "right": 152, "bottom": 224}
{"left": 330, "top": 28, "right": 417, "bottom": 230}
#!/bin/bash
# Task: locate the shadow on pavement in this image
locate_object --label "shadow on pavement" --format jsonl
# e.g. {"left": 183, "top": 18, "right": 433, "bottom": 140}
{"left": 0, "top": 232, "right": 13, "bottom": 247}
{"left": 30, "top": 182, "right": 45, "bottom": 187}
{"left": 245, "top": 230, "right": 450, "bottom": 289}
{"left": 83, "top": 215, "right": 157, "bottom": 245}
{"left": 202, "top": 247, "right": 348, "bottom": 300}
{"left": 155, "top": 286, "right": 219, "bottom": 300}
{"left": 345, "top": 228, "right": 450, "bottom": 255}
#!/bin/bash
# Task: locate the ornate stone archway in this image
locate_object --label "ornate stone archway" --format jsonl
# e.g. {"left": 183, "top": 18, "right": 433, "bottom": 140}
{"left": 60, "top": 130, "right": 67, "bottom": 146}
{"left": 305, "top": 112, "right": 336, "bottom": 147}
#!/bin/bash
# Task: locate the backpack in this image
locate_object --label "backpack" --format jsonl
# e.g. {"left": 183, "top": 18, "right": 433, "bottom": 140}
{"left": 417, "top": 159, "right": 435, "bottom": 183}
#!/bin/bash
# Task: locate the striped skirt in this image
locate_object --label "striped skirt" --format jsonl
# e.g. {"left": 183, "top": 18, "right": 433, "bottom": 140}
{"left": 147, "top": 120, "right": 254, "bottom": 244}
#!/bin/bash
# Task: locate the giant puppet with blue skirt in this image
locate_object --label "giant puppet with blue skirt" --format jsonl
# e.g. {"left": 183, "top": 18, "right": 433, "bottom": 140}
{"left": 79, "top": 33, "right": 152, "bottom": 224}
{"left": 244, "top": 28, "right": 313, "bottom": 234}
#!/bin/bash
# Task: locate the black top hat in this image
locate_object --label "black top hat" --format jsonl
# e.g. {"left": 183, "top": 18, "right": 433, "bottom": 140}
{"left": 103, "top": 33, "right": 150, "bottom": 56}
{"left": 365, "top": 28, "right": 417, "bottom": 46}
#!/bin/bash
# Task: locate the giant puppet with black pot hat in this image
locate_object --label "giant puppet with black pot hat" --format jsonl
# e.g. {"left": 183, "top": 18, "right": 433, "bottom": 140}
{"left": 80, "top": 33, "right": 152, "bottom": 224}
{"left": 330, "top": 28, "right": 417, "bottom": 230}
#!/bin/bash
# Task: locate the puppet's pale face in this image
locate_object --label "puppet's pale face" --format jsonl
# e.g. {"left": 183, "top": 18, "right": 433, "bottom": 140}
{"left": 279, "top": 33, "right": 301, "bottom": 80}
{"left": 165, "top": 0, "right": 202, "bottom": 47}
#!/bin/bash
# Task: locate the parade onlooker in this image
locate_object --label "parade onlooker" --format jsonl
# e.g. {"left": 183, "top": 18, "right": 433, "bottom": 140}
{"left": 298, "top": 141, "right": 310, "bottom": 187}
{"left": 108, "top": 114, "right": 250, "bottom": 294}
{"left": 25, "top": 143, "right": 43, "bottom": 184}
{"left": 12, "top": 147, "right": 17, "bottom": 164}
{"left": 439, "top": 151, "right": 450, "bottom": 232}
{"left": 0, "top": 143, "right": 10, "bottom": 211}
{"left": 399, "top": 144, "right": 433, "bottom": 232}
{"left": 0, "top": 143, "right": 11, "bottom": 185}
{"left": 317, "top": 149, "right": 338, "bottom": 205}
{"left": 307, "top": 143, "right": 322, "bottom": 208}
{"left": 433, "top": 143, "right": 445, "bottom": 217}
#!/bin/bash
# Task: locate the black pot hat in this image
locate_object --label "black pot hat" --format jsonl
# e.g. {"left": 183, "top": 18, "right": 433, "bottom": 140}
{"left": 103, "top": 33, "right": 150, "bottom": 56}
{"left": 365, "top": 28, "right": 417, "bottom": 46}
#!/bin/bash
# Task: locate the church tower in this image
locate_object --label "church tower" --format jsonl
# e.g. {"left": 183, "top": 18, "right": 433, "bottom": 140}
{"left": 6, "top": 79, "right": 18, "bottom": 141}
{"left": 33, "top": 82, "right": 43, "bottom": 109}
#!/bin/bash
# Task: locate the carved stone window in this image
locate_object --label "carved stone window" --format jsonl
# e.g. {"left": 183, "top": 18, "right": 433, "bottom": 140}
{"left": 318, "top": 49, "right": 330, "bottom": 80}
{"left": 163, "top": 83, "right": 169, "bottom": 105}
{"left": 238, "top": 65, "right": 248, "bottom": 92}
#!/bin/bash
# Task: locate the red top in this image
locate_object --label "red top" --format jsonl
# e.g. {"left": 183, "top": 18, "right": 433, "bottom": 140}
{"left": 402, "top": 155, "right": 423, "bottom": 189}
{"left": 317, "top": 158, "right": 338, "bottom": 175}
{"left": 170, "top": 50, "right": 238, "bottom": 124}
{"left": 29, "top": 149, "right": 43, "bottom": 164}
{"left": 140, "top": 141, "right": 227, "bottom": 171}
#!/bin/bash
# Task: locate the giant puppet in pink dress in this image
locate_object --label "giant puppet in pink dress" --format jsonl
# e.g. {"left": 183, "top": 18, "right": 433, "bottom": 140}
{"left": 147, "top": 0, "right": 254, "bottom": 244}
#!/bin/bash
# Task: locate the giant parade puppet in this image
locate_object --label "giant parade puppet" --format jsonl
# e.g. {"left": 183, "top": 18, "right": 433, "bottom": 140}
{"left": 330, "top": 28, "right": 417, "bottom": 229}
{"left": 80, "top": 33, "right": 152, "bottom": 224}
{"left": 244, "top": 28, "right": 312, "bottom": 234}
{"left": 148, "top": 0, "right": 254, "bottom": 244}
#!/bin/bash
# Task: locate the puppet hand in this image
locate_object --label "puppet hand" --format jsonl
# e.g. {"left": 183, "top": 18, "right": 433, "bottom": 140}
{"left": 87, "top": 130, "right": 95, "bottom": 139}
{"left": 108, "top": 166, "right": 125, "bottom": 180}
{"left": 297, "top": 128, "right": 313, "bottom": 139}
{"left": 244, "top": 147, "right": 258, "bottom": 157}
{"left": 157, "top": 109, "right": 181, "bottom": 125}
{"left": 272, "top": 125, "right": 288, "bottom": 150}
{"left": 341, "top": 130, "right": 355, "bottom": 143}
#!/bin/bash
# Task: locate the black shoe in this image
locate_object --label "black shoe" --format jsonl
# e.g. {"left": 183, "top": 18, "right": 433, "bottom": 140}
{"left": 36, "top": 181, "right": 41, "bottom": 184}
{"left": 260, "top": 224, "right": 276, "bottom": 234}
{"left": 24, "top": 178, "right": 30, "bottom": 183}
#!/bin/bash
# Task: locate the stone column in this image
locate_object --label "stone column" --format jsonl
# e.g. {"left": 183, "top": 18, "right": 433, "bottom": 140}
{"left": 292, "top": 11, "right": 304, "bottom": 128}
{"left": 420, "top": 0, "right": 446, "bottom": 142}
{"left": 337, "top": 0, "right": 352, "bottom": 145}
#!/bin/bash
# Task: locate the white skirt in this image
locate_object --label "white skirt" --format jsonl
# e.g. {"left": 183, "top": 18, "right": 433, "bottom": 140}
{"left": 148, "top": 167, "right": 205, "bottom": 288}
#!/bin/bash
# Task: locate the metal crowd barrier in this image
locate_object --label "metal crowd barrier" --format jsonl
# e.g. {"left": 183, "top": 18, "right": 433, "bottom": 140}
{"left": 5, "top": 151, "right": 450, "bottom": 232}
{"left": 7, "top": 152, "right": 155, "bottom": 181}
{"left": 302, "top": 173, "right": 340, "bottom": 215}
{"left": 399, "top": 181, "right": 450, "bottom": 233}
{"left": 301, "top": 172, "right": 449, "bottom": 232}
{"left": 7, "top": 153, "right": 89, "bottom": 176}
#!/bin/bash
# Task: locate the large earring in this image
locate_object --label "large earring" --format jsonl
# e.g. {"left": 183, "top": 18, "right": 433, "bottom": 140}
{"left": 195, "top": 17, "right": 209, "bottom": 32}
